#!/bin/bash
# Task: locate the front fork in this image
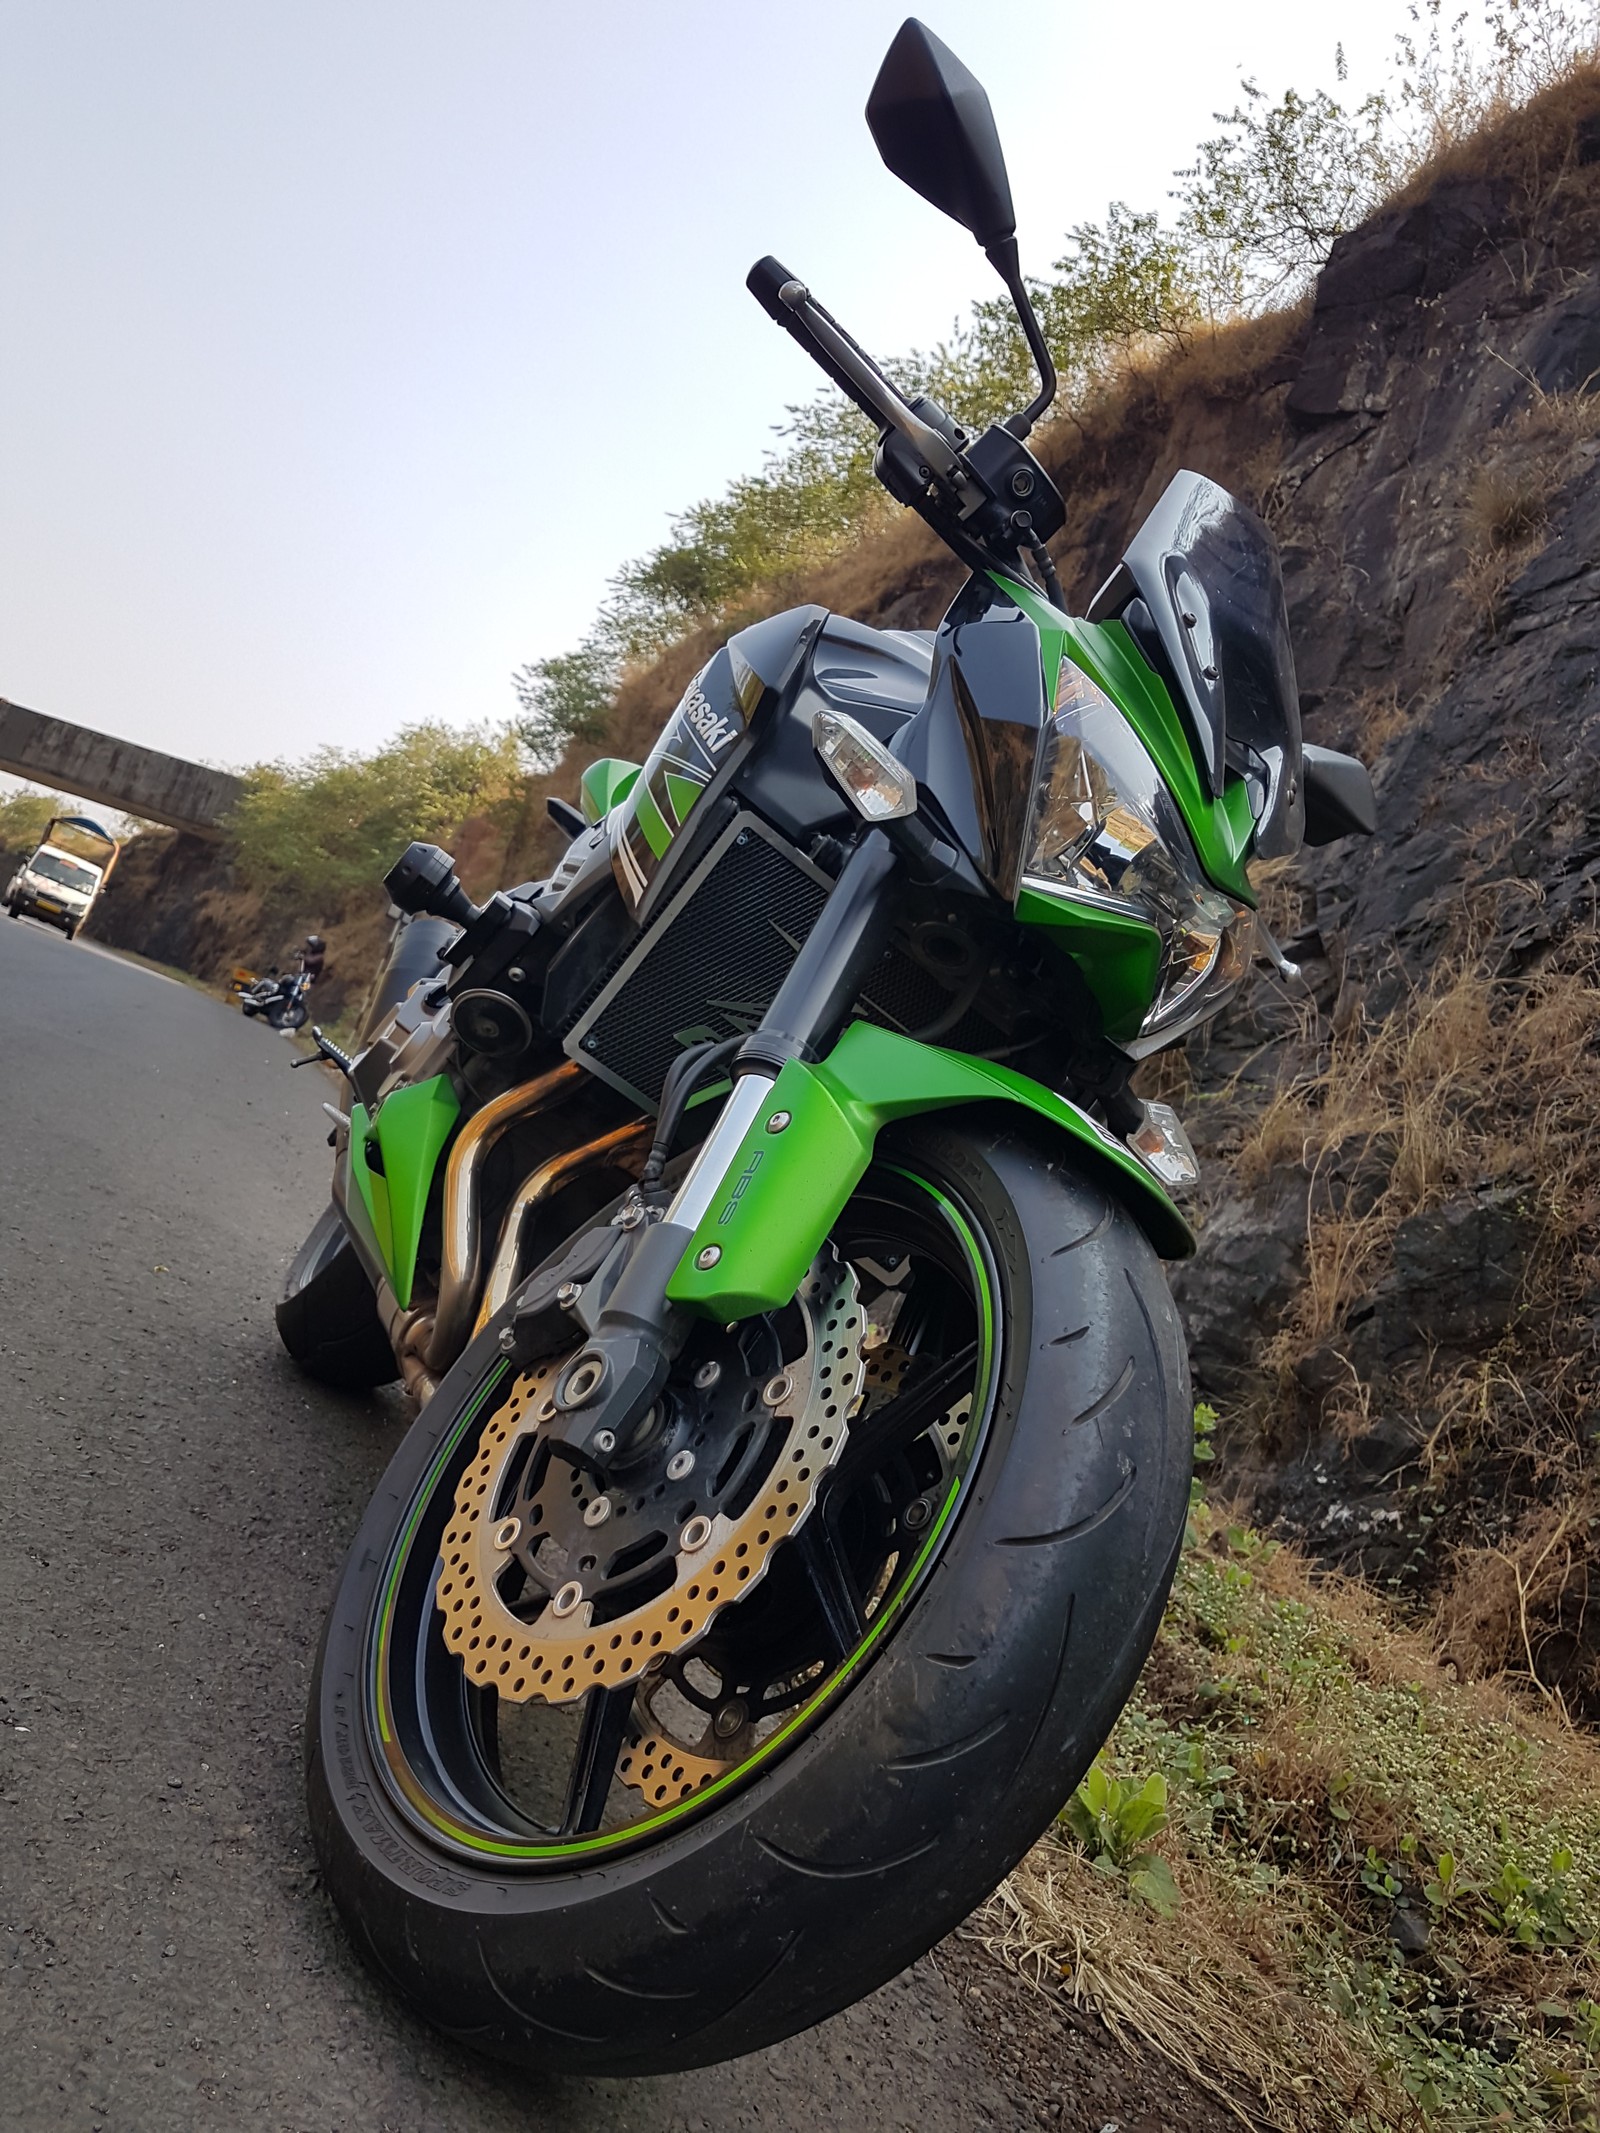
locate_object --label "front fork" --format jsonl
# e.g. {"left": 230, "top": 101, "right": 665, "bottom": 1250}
{"left": 524, "top": 831, "right": 901, "bottom": 1476}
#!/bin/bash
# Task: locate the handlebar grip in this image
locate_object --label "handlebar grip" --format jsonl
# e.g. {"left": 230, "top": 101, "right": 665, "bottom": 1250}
{"left": 746, "top": 256, "right": 893, "bottom": 435}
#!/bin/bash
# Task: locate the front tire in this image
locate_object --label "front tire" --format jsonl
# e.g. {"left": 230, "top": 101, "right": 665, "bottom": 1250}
{"left": 276, "top": 1204, "right": 397, "bottom": 1388}
{"left": 306, "top": 1115, "right": 1190, "bottom": 2073}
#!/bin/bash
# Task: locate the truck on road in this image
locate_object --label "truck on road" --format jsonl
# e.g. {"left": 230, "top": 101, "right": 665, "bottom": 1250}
{"left": 5, "top": 814, "right": 119, "bottom": 939}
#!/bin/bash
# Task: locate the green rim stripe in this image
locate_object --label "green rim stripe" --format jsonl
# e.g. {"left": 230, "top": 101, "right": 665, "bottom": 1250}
{"left": 374, "top": 1362, "right": 510, "bottom": 1747}
{"left": 368, "top": 1172, "right": 997, "bottom": 1859}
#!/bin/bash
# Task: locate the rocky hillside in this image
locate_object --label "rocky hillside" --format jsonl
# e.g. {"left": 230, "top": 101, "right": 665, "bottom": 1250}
{"left": 96, "top": 71, "right": 1600, "bottom": 1706}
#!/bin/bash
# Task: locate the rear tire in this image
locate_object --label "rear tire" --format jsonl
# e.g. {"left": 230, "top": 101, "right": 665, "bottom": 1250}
{"left": 306, "top": 1114, "right": 1191, "bottom": 2073}
{"left": 276, "top": 1204, "right": 397, "bottom": 1388}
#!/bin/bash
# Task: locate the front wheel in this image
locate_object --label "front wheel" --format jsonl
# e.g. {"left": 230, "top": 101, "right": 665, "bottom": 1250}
{"left": 306, "top": 1115, "right": 1191, "bottom": 2074}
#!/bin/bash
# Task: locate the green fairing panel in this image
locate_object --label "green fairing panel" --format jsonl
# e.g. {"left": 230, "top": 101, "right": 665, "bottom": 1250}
{"left": 580, "top": 758, "right": 640, "bottom": 824}
{"left": 346, "top": 1075, "right": 460, "bottom": 1309}
{"left": 1014, "top": 884, "right": 1160, "bottom": 1044}
{"left": 985, "top": 570, "right": 1256, "bottom": 906}
{"left": 665, "top": 1022, "right": 1193, "bottom": 1320}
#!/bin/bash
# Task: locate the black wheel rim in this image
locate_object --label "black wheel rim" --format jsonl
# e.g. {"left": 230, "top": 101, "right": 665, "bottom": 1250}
{"left": 361, "top": 1162, "right": 1000, "bottom": 1866}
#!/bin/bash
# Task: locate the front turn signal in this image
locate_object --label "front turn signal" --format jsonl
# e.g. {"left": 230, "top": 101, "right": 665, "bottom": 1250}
{"left": 813, "top": 708, "right": 918, "bottom": 822}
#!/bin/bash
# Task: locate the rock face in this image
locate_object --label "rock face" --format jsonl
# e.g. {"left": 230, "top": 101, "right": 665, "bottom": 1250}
{"left": 1116, "top": 88, "right": 1600, "bottom": 1611}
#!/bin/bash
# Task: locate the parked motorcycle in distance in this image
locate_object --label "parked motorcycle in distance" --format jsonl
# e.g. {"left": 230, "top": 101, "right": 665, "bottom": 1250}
{"left": 234, "top": 968, "right": 312, "bottom": 1032}
{"left": 279, "top": 17, "right": 1377, "bottom": 2077}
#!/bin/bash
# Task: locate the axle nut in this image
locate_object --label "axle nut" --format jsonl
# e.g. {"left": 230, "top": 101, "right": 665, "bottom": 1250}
{"left": 558, "top": 1353, "right": 607, "bottom": 1409}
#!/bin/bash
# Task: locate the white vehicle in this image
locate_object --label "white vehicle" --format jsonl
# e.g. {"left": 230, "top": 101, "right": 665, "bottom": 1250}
{"left": 5, "top": 814, "right": 119, "bottom": 940}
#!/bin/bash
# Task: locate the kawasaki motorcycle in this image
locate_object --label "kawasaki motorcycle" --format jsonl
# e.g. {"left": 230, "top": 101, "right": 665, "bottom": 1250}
{"left": 283, "top": 19, "right": 1376, "bottom": 2075}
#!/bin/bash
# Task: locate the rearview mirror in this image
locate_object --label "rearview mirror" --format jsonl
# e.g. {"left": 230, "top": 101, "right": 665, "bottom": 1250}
{"left": 866, "top": 18, "right": 1015, "bottom": 250}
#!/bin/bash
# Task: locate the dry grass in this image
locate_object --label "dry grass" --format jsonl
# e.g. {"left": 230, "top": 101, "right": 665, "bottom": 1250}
{"left": 1235, "top": 936, "right": 1600, "bottom": 1355}
{"left": 1222, "top": 931, "right": 1600, "bottom": 1711}
{"left": 1353, "top": 687, "right": 1415, "bottom": 757}
{"left": 1441, "top": 1490, "right": 1600, "bottom": 1720}
{"left": 1466, "top": 462, "right": 1553, "bottom": 553}
{"left": 971, "top": 1511, "right": 1600, "bottom": 2129}
{"left": 979, "top": 1850, "right": 1382, "bottom": 2130}
{"left": 1389, "top": 55, "right": 1600, "bottom": 225}
{"left": 1453, "top": 385, "right": 1600, "bottom": 625}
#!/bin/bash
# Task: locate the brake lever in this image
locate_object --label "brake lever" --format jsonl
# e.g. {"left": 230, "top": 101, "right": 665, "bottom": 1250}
{"left": 774, "top": 278, "right": 968, "bottom": 489}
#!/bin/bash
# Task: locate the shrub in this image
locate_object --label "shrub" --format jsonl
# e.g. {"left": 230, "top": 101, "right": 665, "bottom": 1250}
{"left": 229, "top": 721, "right": 523, "bottom": 902}
{"left": 0, "top": 787, "right": 62, "bottom": 857}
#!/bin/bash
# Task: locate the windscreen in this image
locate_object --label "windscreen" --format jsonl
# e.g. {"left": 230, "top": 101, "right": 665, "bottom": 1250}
{"left": 1092, "top": 471, "right": 1304, "bottom": 857}
{"left": 32, "top": 850, "right": 98, "bottom": 892}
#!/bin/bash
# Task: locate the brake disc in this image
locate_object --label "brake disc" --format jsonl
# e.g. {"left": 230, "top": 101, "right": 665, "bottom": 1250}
{"left": 436, "top": 1251, "right": 866, "bottom": 1706}
{"left": 615, "top": 1340, "right": 974, "bottom": 1803}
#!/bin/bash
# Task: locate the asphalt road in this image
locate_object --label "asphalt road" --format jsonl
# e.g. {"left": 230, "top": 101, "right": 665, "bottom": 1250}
{"left": 0, "top": 916, "right": 1025, "bottom": 2133}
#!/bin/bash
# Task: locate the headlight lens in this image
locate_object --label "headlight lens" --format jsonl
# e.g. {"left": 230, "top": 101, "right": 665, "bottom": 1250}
{"left": 1021, "top": 661, "right": 1254, "bottom": 1055}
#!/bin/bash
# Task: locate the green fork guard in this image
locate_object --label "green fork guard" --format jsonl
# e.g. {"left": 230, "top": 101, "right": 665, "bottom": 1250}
{"left": 665, "top": 1020, "right": 1193, "bottom": 1320}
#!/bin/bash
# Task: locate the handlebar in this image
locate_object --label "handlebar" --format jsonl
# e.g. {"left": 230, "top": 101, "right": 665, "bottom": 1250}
{"left": 746, "top": 257, "right": 967, "bottom": 491}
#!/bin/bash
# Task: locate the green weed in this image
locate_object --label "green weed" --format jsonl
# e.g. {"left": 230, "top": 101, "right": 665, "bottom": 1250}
{"left": 1061, "top": 1760, "right": 1183, "bottom": 1916}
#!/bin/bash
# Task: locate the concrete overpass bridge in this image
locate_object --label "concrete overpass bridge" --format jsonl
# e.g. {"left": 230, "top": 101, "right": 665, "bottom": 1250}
{"left": 0, "top": 697, "right": 243, "bottom": 838}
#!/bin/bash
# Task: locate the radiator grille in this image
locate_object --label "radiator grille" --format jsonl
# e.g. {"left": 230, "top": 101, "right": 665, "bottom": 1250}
{"left": 563, "top": 811, "right": 1001, "bottom": 1111}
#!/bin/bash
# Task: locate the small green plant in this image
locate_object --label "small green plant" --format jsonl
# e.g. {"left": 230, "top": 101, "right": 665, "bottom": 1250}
{"left": 1062, "top": 1757, "right": 1181, "bottom": 1914}
{"left": 1480, "top": 1849, "right": 1578, "bottom": 1949}
{"left": 1187, "top": 1400, "right": 1218, "bottom": 1544}
{"left": 1422, "top": 1846, "right": 1474, "bottom": 1917}
{"left": 1360, "top": 1844, "right": 1404, "bottom": 1904}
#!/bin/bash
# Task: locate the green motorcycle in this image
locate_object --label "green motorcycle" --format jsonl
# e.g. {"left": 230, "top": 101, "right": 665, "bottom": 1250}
{"left": 282, "top": 17, "right": 1375, "bottom": 2074}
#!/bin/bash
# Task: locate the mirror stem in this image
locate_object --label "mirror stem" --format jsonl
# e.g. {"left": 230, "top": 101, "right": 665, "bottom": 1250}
{"left": 985, "top": 236, "right": 1056, "bottom": 439}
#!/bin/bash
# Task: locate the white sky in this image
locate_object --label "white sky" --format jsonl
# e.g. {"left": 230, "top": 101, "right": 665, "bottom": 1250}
{"left": 0, "top": 0, "right": 1414, "bottom": 773}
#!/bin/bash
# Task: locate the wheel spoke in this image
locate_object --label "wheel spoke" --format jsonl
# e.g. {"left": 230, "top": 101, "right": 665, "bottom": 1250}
{"left": 559, "top": 1683, "right": 635, "bottom": 1836}
{"left": 832, "top": 1341, "right": 977, "bottom": 1493}
{"left": 464, "top": 1679, "right": 500, "bottom": 1774}
{"left": 793, "top": 1514, "right": 866, "bottom": 1658}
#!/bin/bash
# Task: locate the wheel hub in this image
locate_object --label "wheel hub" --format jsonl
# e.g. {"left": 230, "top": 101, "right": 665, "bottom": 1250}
{"left": 436, "top": 1251, "right": 866, "bottom": 1705}
{"left": 615, "top": 1339, "right": 975, "bottom": 1802}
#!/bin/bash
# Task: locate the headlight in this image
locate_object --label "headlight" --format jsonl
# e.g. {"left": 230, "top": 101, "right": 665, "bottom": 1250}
{"left": 1021, "top": 661, "right": 1254, "bottom": 1056}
